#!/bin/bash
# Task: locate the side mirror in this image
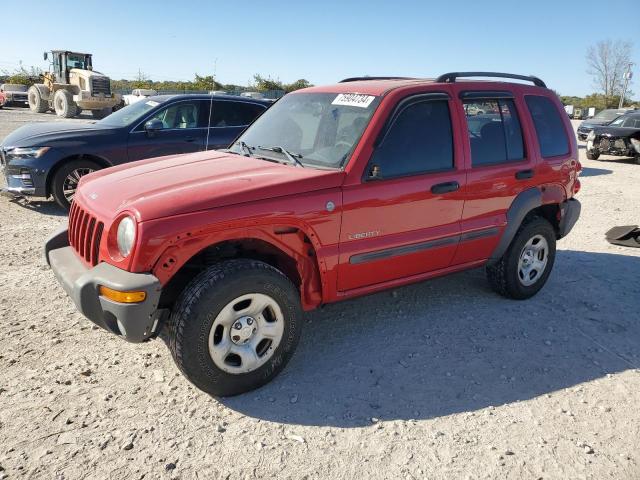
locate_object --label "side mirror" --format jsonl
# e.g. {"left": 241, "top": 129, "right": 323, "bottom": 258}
{"left": 144, "top": 119, "right": 163, "bottom": 137}
{"left": 43, "top": 52, "right": 48, "bottom": 61}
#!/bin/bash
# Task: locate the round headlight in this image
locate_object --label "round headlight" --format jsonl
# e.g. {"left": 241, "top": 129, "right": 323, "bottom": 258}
{"left": 116, "top": 216, "right": 136, "bottom": 258}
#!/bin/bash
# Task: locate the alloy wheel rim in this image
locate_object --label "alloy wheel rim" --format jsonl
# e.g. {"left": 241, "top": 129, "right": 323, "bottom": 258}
{"left": 62, "top": 168, "right": 94, "bottom": 202}
{"left": 517, "top": 234, "right": 549, "bottom": 287}
{"left": 208, "top": 293, "right": 284, "bottom": 374}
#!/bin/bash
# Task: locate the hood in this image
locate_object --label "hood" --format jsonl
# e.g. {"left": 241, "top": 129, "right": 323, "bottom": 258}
{"left": 580, "top": 118, "right": 613, "bottom": 128}
{"left": 1, "top": 122, "right": 117, "bottom": 148}
{"left": 592, "top": 125, "right": 639, "bottom": 137}
{"left": 76, "top": 151, "right": 345, "bottom": 222}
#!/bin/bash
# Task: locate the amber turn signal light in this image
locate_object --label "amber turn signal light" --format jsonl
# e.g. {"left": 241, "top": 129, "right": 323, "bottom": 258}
{"left": 99, "top": 286, "right": 146, "bottom": 304}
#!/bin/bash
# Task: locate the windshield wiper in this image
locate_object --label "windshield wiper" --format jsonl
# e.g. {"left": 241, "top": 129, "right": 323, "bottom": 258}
{"left": 234, "top": 141, "right": 254, "bottom": 157}
{"left": 258, "top": 145, "right": 305, "bottom": 168}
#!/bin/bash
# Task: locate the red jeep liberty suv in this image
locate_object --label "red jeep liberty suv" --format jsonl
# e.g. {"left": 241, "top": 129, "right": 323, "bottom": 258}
{"left": 45, "top": 72, "right": 581, "bottom": 396}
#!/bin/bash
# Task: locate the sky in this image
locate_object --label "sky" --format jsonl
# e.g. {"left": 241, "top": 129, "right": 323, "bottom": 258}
{"left": 1, "top": 0, "right": 637, "bottom": 97}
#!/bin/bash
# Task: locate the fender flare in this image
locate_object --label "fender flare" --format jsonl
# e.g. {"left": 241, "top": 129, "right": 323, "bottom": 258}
{"left": 487, "top": 187, "right": 542, "bottom": 265}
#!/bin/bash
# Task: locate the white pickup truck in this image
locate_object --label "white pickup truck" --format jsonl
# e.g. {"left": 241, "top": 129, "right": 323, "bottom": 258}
{"left": 122, "top": 88, "right": 157, "bottom": 106}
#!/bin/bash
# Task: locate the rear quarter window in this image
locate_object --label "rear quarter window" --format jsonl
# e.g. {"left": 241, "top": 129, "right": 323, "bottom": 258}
{"left": 525, "top": 95, "right": 570, "bottom": 158}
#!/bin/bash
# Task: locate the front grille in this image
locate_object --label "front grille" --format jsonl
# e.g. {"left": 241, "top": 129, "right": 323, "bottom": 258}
{"left": 68, "top": 202, "right": 104, "bottom": 266}
{"left": 13, "top": 94, "right": 27, "bottom": 101}
{"left": 90, "top": 77, "right": 111, "bottom": 95}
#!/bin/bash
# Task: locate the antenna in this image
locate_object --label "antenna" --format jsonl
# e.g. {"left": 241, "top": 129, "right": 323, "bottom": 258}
{"left": 205, "top": 58, "right": 217, "bottom": 151}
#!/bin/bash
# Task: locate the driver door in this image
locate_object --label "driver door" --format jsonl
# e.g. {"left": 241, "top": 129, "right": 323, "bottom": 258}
{"left": 127, "top": 100, "right": 206, "bottom": 162}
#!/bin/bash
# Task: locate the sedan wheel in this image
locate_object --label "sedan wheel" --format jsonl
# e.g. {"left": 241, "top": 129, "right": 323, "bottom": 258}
{"left": 62, "top": 167, "right": 95, "bottom": 203}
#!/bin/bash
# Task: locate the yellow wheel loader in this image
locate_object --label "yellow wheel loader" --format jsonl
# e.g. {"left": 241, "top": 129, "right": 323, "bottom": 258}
{"left": 28, "top": 51, "right": 121, "bottom": 119}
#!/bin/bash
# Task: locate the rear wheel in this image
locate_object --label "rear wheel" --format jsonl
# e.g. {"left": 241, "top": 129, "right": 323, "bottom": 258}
{"left": 91, "top": 108, "right": 111, "bottom": 119}
{"left": 586, "top": 150, "right": 600, "bottom": 160}
{"left": 28, "top": 86, "right": 48, "bottom": 113}
{"left": 53, "top": 90, "right": 78, "bottom": 118}
{"left": 486, "top": 216, "right": 556, "bottom": 300}
{"left": 165, "top": 259, "right": 303, "bottom": 396}
{"left": 51, "top": 159, "right": 101, "bottom": 209}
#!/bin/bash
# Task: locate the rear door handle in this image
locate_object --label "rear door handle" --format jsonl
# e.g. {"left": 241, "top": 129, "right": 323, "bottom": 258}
{"left": 431, "top": 181, "right": 460, "bottom": 194}
{"left": 515, "top": 169, "right": 534, "bottom": 180}
{"left": 185, "top": 136, "right": 196, "bottom": 142}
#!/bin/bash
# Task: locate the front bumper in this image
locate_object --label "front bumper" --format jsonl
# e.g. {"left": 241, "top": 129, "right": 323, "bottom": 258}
{"left": 45, "top": 227, "right": 163, "bottom": 343}
{"left": 558, "top": 198, "right": 581, "bottom": 238}
{"left": 588, "top": 137, "right": 636, "bottom": 157}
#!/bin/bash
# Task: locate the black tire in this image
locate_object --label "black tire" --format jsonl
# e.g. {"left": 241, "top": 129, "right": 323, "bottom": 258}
{"left": 586, "top": 150, "right": 600, "bottom": 160}
{"left": 486, "top": 216, "right": 556, "bottom": 300}
{"left": 53, "top": 89, "right": 78, "bottom": 118}
{"left": 28, "top": 86, "right": 49, "bottom": 113}
{"left": 51, "top": 159, "right": 101, "bottom": 209}
{"left": 91, "top": 108, "right": 111, "bottom": 119}
{"left": 165, "top": 259, "right": 303, "bottom": 397}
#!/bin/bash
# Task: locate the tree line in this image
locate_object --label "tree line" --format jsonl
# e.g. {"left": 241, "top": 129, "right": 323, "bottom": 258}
{"left": 0, "top": 66, "right": 313, "bottom": 95}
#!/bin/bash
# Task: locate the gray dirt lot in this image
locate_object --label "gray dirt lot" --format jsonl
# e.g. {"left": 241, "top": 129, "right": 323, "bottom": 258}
{"left": 0, "top": 107, "right": 639, "bottom": 479}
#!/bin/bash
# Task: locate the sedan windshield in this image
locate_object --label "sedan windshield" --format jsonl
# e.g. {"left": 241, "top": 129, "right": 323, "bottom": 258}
{"left": 98, "top": 98, "right": 166, "bottom": 127}
{"left": 231, "top": 92, "right": 381, "bottom": 169}
{"left": 594, "top": 109, "right": 622, "bottom": 122}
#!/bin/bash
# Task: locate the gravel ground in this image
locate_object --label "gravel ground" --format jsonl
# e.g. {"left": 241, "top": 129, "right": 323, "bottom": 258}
{"left": 0, "top": 107, "right": 639, "bottom": 480}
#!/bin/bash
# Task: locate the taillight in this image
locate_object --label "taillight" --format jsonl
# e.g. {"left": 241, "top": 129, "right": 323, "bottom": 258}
{"left": 573, "top": 178, "right": 581, "bottom": 194}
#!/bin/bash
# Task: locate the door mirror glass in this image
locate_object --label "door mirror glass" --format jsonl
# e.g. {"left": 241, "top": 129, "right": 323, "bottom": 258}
{"left": 144, "top": 119, "right": 164, "bottom": 136}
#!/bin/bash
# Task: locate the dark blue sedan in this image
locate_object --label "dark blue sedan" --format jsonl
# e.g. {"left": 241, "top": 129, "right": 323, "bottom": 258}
{"left": 0, "top": 94, "right": 271, "bottom": 208}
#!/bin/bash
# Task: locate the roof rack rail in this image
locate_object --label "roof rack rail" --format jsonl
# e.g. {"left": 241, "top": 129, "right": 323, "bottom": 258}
{"left": 339, "top": 76, "right": 416, "bottom": 83}
{"left": 435, "top": 72, "right": 546, "bottom": 88}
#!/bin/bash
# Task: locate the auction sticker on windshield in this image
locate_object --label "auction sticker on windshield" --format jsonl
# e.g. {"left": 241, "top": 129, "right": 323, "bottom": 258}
{"left": 145, "top": 100, "right": 160, "bottom": 107}
{"left": 332, "top": 93, "right": 376, "bottom": 108}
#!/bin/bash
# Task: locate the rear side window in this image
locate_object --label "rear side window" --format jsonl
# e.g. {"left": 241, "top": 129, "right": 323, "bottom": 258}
{"left": 370, "top": 99, "right": 453, "bottom": 179}
{"left": 463, "top": 99, "right": 524, "bottom": 166}
{"left": 210, "top": 101, "right": 265, "bottom": 127}
{"left": 525, "top": 95, "right": 570, "bottom": 158}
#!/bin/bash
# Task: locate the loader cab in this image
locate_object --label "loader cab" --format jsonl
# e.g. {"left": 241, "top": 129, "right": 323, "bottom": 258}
{"left": 44, "top": 51, "right": 93, "bottom": 84}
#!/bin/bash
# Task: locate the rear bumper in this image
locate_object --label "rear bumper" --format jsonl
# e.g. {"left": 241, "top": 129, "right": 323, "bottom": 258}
{"left": 45, "top": 227, "right": 163, "bottom": 342}
{"left": 558, "top": 198, "right": 581, "bottom": 238}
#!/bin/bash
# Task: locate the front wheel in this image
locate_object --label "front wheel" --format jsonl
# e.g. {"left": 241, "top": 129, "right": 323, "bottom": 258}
{"left": 165, "top": 259, "right": 303, "bottom": 396}
{"left": 486, "top": 216, "right": 556, "bottom": 300}
{"left": 51, "top": 159, "right": 101, "bottom": 209}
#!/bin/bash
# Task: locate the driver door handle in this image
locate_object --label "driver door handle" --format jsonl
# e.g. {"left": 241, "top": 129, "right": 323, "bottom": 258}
{"left": 431, "top": 181, "right": 460, "bottom": 194}
{"left": 515, "top": 169, "right": 534, "bottom": 180}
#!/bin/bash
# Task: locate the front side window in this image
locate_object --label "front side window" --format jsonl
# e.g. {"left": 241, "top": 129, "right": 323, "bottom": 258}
{"left": 464, "top": 98, "right": 524, "bottom": 166}
{"left": 147, "top": 101, "right": 201, "bottom": 129}
{"left": 623, "top": 117, "right": 640, "bottom": 128}
{"left": 231, "top": 92, "right": 381, "bottom": 169}
{"left": 210, "top": 101, "right": 265, "bottom": 127}
{"left": 369, "top": 99, "right": 453, "bottom": 178}
{"left": 525, "top": 95, "right": 570, "bottom": 158}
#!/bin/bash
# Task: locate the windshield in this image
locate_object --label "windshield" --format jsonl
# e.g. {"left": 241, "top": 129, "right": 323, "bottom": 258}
{"left": 594, "top": 109, "right": 621, "bottom": 122}
{"left": 231, "top": 92, "right": 381, "bottom": 169}
{"left": 3, "top": 84, "right": 27, "bottom": 92}
{"left": 98, "top": 98, "right": 166, "bottom": 127}
{"left": 67, "top": 53, "right": 89, "bottom": 70}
